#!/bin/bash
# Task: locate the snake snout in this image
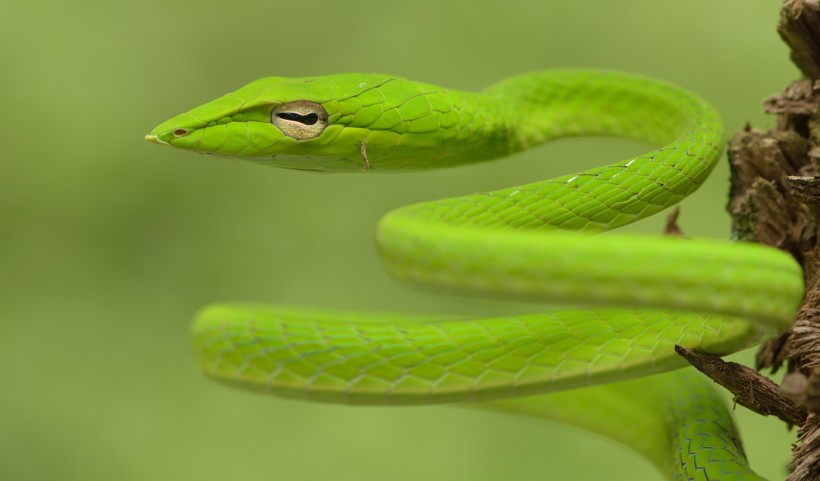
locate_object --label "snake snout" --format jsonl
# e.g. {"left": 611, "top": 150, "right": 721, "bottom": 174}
{"left": 144, "top": 134, "right": 168, "bottom": 145}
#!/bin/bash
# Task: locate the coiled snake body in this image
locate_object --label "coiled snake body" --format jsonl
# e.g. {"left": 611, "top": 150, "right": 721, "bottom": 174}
{"left": 146, "top": 70, "right": 804, "bottom": 481}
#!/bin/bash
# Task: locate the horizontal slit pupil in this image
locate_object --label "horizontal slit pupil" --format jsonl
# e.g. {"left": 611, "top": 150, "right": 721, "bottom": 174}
{"left": 277, "top": 112, "right": 319, "bottom": 125}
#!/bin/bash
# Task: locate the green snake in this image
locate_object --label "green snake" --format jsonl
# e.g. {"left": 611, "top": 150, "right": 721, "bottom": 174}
{"left": 146, "top": 70, "right": 804, "bottom": 480}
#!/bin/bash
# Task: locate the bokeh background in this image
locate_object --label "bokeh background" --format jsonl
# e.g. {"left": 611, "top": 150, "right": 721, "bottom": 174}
{"left": 0, "top": 1, "right": 800, "bottom": 480}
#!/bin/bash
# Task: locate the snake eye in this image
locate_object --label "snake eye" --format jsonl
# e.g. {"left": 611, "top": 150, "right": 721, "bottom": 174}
{"left": 271, "top": 101, "right": 329, "bottom": 140}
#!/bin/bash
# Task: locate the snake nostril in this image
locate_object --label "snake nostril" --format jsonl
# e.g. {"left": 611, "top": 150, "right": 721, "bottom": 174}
{"left": 174, "top": 129, "right": 188, "bottom": 137}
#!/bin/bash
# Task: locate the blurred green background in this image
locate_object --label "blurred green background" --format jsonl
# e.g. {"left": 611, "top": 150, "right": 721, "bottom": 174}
{"left": 0, "top": 1, "right": 799, "bottom": 480}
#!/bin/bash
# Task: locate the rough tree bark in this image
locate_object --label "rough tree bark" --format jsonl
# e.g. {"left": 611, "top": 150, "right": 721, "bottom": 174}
{"left": 706, "top": 1, "right": 820, "bottom": 479}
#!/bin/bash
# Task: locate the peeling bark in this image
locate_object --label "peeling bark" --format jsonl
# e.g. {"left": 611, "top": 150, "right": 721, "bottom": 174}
{"left": 720, "top": 1, "right": 820, "bottom": 478}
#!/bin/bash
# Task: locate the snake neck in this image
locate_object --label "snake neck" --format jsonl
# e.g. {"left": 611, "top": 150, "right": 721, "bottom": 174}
{"left": 385, "top": 70, "right": 724, "bottom": 234}
{"left": 483, "top": 70, "right": 714, "bottom": 153}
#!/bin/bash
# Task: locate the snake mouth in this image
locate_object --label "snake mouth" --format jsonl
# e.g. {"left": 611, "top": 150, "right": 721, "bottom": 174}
{"left": 144, "top": 134, "right": 168, "bottom": 145}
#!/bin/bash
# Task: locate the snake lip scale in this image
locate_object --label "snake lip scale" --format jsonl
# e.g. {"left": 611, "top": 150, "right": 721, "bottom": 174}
{"left": 147, "top": 70, "right": 804, "bottom": 481}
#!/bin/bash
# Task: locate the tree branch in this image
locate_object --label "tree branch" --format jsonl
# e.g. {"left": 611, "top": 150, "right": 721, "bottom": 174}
{"left": 675, "top": 345, "right": 807, "bottom": 426}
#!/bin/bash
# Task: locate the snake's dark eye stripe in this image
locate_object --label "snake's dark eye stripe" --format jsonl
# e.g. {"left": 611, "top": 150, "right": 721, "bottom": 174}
{"left": 277, "top": 112, "right": 319, "bottom": 125}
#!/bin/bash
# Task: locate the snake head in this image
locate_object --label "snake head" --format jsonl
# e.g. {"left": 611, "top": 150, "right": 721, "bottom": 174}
{"left": 146, "top": 74, "right": 509, "bottom": 172}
